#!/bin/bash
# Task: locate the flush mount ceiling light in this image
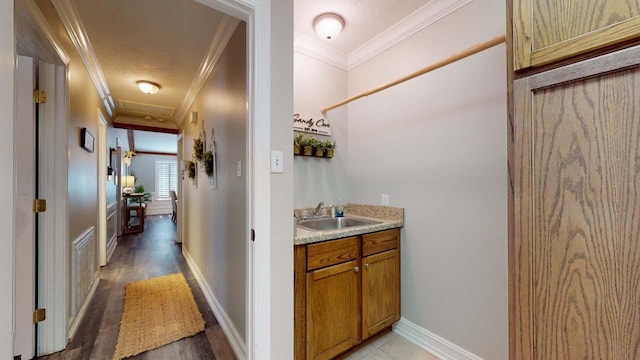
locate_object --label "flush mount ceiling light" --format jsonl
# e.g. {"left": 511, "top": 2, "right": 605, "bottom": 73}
{"left": 313, "top": 13, "right": 344, "bottom": 40}
{"left": 136, "top": 80, "right": 161, "bottom": 94}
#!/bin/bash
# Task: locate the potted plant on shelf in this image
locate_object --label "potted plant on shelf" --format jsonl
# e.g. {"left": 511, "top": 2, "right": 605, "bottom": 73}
{"left": 301, "top": 135, "right": 314, "bottom": 156}
{"left": 324, "top": 140, "right": 336, "bottom": 158}
{"left": 294, "top": 133, "right": 303, "bottom": 155}
{"left": 313, "top": 138, "right": 325, "bottom": 157}
{"left": 129, "top": 184, "right": 151, "bottom": 203}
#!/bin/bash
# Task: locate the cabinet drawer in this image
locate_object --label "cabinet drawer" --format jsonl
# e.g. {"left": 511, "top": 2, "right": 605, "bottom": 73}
{"left": 362, "top": 229, "right": 399, "bottom": 257}
{"left": 307, "top": 236, "right": 359, "bottom": 271}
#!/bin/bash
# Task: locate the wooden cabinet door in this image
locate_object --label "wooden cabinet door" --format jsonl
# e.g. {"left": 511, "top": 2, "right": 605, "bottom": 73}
{"left": 362, "top": 249, "right": 400, "bottom": 339}
{"left": 513, "top": 0, "right": 640, "bottom": 70}
{"left": 306, "top": 260, "right": 359, "bottom": 360}
{"left": 513, "top": 45, "right": 640, "bottom": 359}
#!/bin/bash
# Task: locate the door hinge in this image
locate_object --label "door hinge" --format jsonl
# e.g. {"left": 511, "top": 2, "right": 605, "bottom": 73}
{"left": 251, "top": 229, "right": 255, "bottom": 242}
{"left": 33, "top": 89, "right": 47, "bottom": 104}
{"left": 33, "top": 308, "right": 46, "bottom": 324}
{"left": 33, "top": 199, "right": 47, "bottom": 213}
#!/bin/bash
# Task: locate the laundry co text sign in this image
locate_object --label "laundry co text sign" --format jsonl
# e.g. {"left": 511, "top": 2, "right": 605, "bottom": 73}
{"left": 293, "top": 113, "right": 332, "bottom": 136}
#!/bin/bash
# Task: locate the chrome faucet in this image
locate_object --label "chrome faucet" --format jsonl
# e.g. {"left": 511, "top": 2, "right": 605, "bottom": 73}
{"left": 312, "top": 201, "right": 324, "bottom": 217}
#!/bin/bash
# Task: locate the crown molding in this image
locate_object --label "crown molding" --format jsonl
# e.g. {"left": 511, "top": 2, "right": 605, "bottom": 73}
{"left": 16, "top": 0, "right": 70, "bottom": 65}
{"left": 52, "top": 0, "right": 115, "bottom": 116}
{"left": 175, "top": 16, "right": 241, "bottom": 126}
{"left": 294, "top": 32, "right": 348, "bottom": 71}
{"left": 348, "top": 0, "right": 474, "bottom": 70}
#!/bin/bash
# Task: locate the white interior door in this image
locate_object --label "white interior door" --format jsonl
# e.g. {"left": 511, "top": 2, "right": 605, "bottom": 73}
{"left": 14, "top": 55, "right": 36, "bottom": 360}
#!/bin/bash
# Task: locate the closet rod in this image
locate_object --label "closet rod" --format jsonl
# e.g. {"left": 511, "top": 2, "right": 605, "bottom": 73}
{"left": 321, "top": 34, "right": 506, "bottom": 114}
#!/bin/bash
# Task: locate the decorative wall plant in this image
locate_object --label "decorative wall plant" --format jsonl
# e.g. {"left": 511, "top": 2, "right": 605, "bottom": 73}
{"left": 186, "top": 160, "right": 196, "bottom": 180}
{"left": 207, "top": 128, "right": 217, "bottom": 189}
{"left": 193, "top": 136, "right": 204, "bottom": 162}
{"left": 203, "top": 151, "right": 214, "bottom": 177}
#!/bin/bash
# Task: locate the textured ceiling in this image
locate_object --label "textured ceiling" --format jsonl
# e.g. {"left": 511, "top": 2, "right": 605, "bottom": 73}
{"left": 294, "top": 0, "right": 431, "bottom": 54}
{"left": 66, "top": 0, "right": 427, "bottom": 152}
{"left": 73, "top": 0, "right": 225, "bottom": 125}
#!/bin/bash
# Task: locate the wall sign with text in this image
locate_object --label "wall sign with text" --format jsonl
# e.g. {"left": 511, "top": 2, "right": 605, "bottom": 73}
{"left": 293, "top": 113, "right": 332, "bottom": 136}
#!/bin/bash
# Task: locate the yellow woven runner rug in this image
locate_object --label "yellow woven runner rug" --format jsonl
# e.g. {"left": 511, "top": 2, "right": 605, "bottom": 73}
{"left": 113, "top": 273, "right": 205, "bottom": 359}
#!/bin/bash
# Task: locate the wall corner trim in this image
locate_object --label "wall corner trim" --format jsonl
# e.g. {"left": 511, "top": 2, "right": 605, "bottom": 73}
{"left": 348, "top": 0, "right": 474, "bottom": 70}
{"left": 393, "top": 317, "right": 485, "bottom": 360}
{"left": 174, "top": 16, "right": 241, "bottom": 126}
{"left": 293, "top": 32, "right": 348, "bottom": 71}
{"left": 51, "top": 0, "right": 115, "bottom": 116}
{"left": 183, "top": 248, "right": 247, "bottom": 360}
{"left": 17, "top": 0, "right": 70, "bottom": 64}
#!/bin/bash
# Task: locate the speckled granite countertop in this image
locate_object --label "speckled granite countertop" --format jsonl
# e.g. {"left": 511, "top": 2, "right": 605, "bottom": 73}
{"left": 294, "top": 203, "right": 404, "bottom": 245}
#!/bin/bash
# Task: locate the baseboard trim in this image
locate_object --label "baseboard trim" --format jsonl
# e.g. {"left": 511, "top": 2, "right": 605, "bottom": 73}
{"left": 106, "top": 233, "right": 117, "bottom": 263}
{"left": 393, "top": 317, "right": 484, "bottom": 360}
{"left": 67, "top": 273, "right": 99, "bottom": 341}
{"left": 182, "top": 248, "right": 246, "bottom": 360}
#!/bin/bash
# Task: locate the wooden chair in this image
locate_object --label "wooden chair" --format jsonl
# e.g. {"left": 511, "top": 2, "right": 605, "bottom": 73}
{"left": 170, "top": 190, "right": 177, "bottom": 224}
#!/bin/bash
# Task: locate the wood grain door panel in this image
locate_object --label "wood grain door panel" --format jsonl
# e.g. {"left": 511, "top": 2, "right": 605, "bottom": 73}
{"left": 306, "top": 260, "right": 359, "bottom": 360}
{"left": 513, "top": 0, "right": 640, "bottom": 70}
{"left": 513, "top": 45, "right": 640, "bottom": 359}
{"left": 362, "top": 249, "right": 400, "bottom": 339}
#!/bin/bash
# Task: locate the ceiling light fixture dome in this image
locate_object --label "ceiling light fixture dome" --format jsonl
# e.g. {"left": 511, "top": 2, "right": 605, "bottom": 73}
{"left": 313, "top": 13, "right": 344, "bottom": 40}
{"left": 136, "top": 80, "right": 161, "bottom": 94}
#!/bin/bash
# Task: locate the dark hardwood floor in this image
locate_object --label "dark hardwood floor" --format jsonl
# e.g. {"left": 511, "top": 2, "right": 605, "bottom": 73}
{"left": 39, "top": 215, "right": 237, "bottom": 360}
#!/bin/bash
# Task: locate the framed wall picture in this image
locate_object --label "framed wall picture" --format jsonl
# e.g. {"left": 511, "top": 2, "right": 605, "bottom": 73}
{"left": 81, "top": 128, "right": 95, "bottom": 153}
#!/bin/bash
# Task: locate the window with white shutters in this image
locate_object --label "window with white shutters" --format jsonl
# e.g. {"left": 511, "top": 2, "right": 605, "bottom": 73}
{"left": 156, "top": 160, "right": 178, "bottom": 200}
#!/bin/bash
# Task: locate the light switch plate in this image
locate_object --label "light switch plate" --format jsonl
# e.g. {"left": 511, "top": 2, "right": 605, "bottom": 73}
{"left": 271, "top": 150, "right": 283, "bottom": 173}
{"left": 382, "top": 194, "right": 389, "bottom": 206}
{"left": 237, "top": 160, "right": 242, "bottom": 177}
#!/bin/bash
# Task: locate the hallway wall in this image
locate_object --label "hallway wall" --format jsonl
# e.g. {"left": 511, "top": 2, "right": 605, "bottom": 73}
{"left": 181, "top": 23, "right": 247, "bottom": 347}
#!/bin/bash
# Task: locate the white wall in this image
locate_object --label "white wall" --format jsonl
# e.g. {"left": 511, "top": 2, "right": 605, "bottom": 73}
{"left": 346, "top": 0, "right": 507, "bottom": 358}
{"left": 0, "top": 0, "right": 15, "bottom": 356}
{"left": 182, "top": 23, "right": 247, "bottom": 343}
{"left": 269, "top": 0, "right": 294, "bottom": 358}
{"left": 293, "top": 52, "right": 349, "bottom": 207}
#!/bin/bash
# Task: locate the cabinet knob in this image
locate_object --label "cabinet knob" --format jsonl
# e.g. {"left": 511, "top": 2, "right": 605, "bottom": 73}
{"left": 353, "top": 266, "right": 360, "bottom": 273}
{"left": 365, "top": 263, "right": 369, "bottom": 270}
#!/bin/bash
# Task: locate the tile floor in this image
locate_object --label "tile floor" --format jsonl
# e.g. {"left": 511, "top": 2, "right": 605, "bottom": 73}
{"left": 344, "top": 332, "right": 439, "bottom": 360}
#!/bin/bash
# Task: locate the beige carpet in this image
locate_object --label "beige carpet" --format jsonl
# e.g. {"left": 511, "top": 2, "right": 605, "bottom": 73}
{"left": 112, "top": 273, "right": 206, "bottom": 359}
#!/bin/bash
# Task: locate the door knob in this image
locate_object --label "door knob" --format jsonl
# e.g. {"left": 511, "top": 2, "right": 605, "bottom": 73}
{"left": 353, "top": 266, "right": 360, "bottom": 272}
{"left": 365, "top": 263, "right": 369, "bottom": 270}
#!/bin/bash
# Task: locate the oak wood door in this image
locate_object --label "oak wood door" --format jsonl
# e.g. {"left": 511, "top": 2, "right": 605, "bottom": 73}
{"left": 362, "top": 249, "right": 400, "bottom": 339}
{"left": 513, "top": 0, "right": 640, "bottom": 70}
{"left": 513, "top": 45, "right": 640, "bottom": 359}
{"left": 306, "top": 260, "right": 359, "bottom": 360}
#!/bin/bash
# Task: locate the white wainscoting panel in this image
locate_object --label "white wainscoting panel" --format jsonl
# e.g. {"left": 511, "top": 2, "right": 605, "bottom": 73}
{"left": 71, "top": 227, "right": 97, "bottom": 316}
{"left": 106, "top": 202, "right": 118, "bottom": 262}
{"left": 394, "top": 317, "right": 485, "bottom": 360}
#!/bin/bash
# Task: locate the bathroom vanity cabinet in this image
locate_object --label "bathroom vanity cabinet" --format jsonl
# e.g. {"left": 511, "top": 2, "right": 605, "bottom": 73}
{"left": 294, "top": 228, "right": 400, "bottom": 360}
